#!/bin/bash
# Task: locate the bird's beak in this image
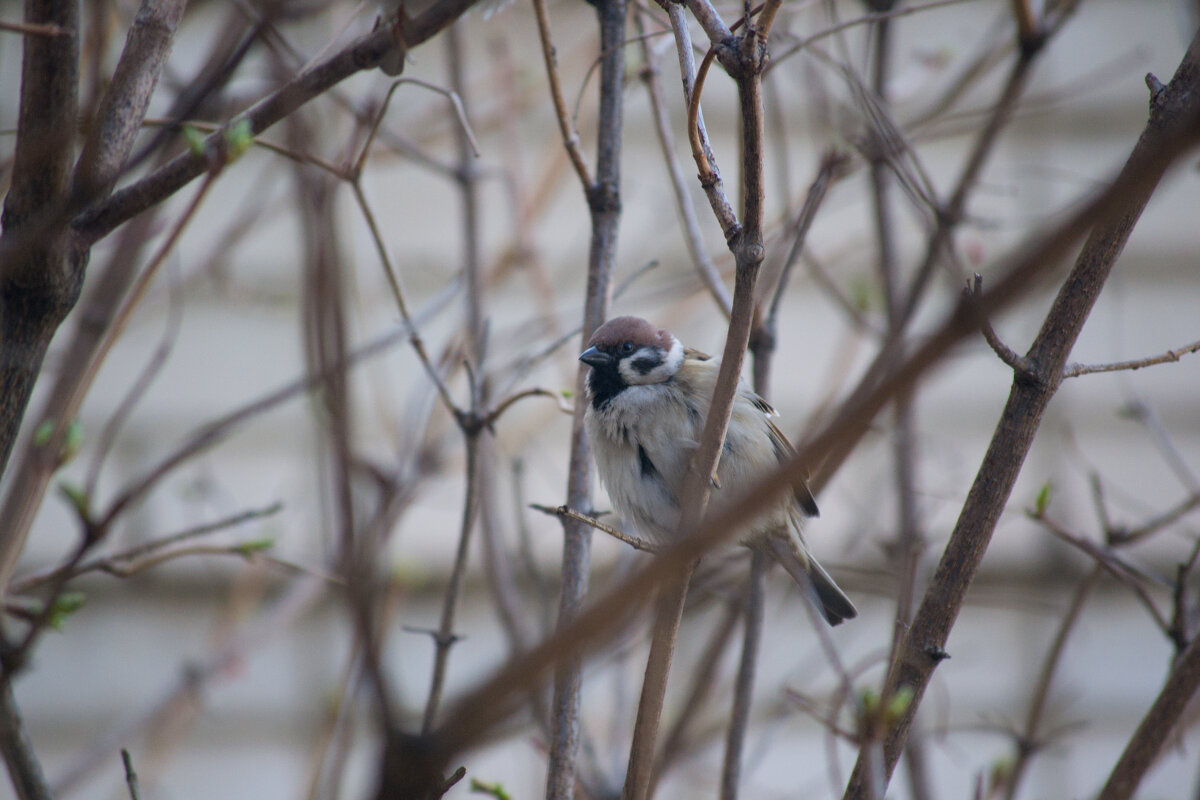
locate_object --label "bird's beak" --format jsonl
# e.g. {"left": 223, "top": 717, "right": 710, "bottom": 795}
{"left": 579, "top": 347, "right": 612, "bottom": 368}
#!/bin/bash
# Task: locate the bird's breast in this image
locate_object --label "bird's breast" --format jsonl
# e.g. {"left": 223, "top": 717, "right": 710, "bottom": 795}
{"left": 584, "top": 384, "right": 698, "bottom": 541}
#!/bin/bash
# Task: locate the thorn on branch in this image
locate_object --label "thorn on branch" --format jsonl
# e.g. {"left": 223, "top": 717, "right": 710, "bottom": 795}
{"left": 1146, "top": 72, "right": 1167, "bottom": 108}
{"left": 438, "top": 765, "right": 467, "bottom": 796}
{"left": 403, "top": 625, "right": 465, "bottom": 649}
{"left": 923, "top": 645, "right": 950, "bottom": 664}
{"left": 121, "top": 749, "right": 141, "bottom": 800}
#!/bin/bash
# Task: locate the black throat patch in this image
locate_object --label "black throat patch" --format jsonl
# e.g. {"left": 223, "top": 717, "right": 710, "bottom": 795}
{"left": 586, "top": 362, "right": 627, "bottom": 410}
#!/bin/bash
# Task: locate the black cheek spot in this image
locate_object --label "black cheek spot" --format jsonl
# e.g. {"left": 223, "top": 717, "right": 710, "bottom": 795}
{"left": 631, "top": 353, "right": 662, "bottom": 375}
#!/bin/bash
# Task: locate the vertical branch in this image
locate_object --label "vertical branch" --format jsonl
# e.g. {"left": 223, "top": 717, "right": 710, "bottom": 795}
{"left": 421, "top": 22, "right": 486, "bottom": 736}
{"left": 421, "top": 437, "right": 483, "bottom": 733}
{"left": 719, "top": 550, "right": 766, "bottom": 800}
{"left": 865, "top": 13, "right": 929, "bottom": 796}
{"left": 1002, "top": 565, "right": 1103, "bottom": 800}
{"left": 0, "top": 0, "right": 79, "bottom": 589}
{"left": 636, "top": 13, "right": 732, "bottom": 317}
{"left": 623, "top": 6, "right": 773, "bottom": 799}
{"left": 0, "top": 681, "right": 51, "bottom": 800}
{"left": 545, "top": 0, "right": 627, "bottom": 796}
{"left": 0, "top": 0, "right": 188, "bottom": 595}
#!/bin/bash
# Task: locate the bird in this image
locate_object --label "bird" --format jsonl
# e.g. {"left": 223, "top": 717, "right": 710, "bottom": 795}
{"left": 579, "top": 315, "right": 857, "bottom": 625}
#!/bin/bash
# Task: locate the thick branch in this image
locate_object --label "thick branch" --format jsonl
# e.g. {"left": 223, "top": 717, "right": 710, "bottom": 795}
{"left": 70, "top": 0, "right": 187, "bottom": 206}
{"left": 0, "top": 0, "right": 79, "bottom": 477}
{"left": 842, "top": 31, "right": 1200, "bottom": 800}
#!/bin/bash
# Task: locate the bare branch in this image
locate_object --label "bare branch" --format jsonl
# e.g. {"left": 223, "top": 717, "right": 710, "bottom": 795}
{"left": 842, "top": 29, "right": 1200, "bottom": 798}
{"left": 636, "top": 14, "right": 732, "bottom": 317}
{"left": 72, "top": 0, "right": 483, "bottom": 245}
{"left": 70, "top": 0, "right": 188, "bottom": 206}
{"left": 10, "top": 502, "right": 283, "bottom": 594}
{"left": 120, "top": 750, "right": 140, "bottom": 800}
{"left": 0, "top": 18, "right": 65, "bottom": 36}
{"left": 0, "top": 680, "right": 51, "bottom": 800}
{"left": 719, "top": 552, "right": 766, "bottom": 800}
{"left": 1096, "top": 631, "right": 1200, "bottom": 800}
{"left": 532, "top": 0, "right": 594, "bottom": 188}
{"left": 546, "top": 0, "right": 627, "bottom": 795}
{"left": 1064, "top": 337, "right": 1200, "bottom": 379}
{"left": 531, "top": 504, "right": 658, "bottom": 553}
{"left": 1002, "top": 565, "right": 1102, "bottom": 800}
{"left": 686, "top": 46, "right": 741, "bottom": 241}
{"left": 684, "top": 0, "right": 734, "bottom": 47}
{"left": 966, "top": 274, "right": 1034, "bottom": 375}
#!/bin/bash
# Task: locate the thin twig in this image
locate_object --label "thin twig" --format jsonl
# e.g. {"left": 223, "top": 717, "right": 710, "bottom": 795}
{"left": 637, "top": 15, "right": 732, "bottom": 317}
{"left": 545, "top": 0, "right": 627, "bottom": 795}
{"left": 967, "top": 274, "right": 1034, "bottom": 374}
{"left": 531, "top": 0, "right": 594, "bottom": 188}
{"left": 1064, "top": 337, "right": 1200, "bottom": 379}
{"left": 768, "top": 0, "right": 986, "bottom": 73}
{"left": 531, "top": 504, "right": 658, "bottom": 553}
{"left": 421, "top": 436, "right": 483, "bottom": 733}
{"left": 10, "top": 502, "right": 283, "bottom": 593}
{"left": 1002, "top": 565, "right": 1102, "bottom": 800}
{"left": 483, "top": 388, "right": 573, "bottom": 429}
{"left": 685, "top": 46, "right": 740, "bottom": 241}
{"left": 120, "top": 750, "right": 140, "bottom": 800}
{"left": 1035, "top": 514, "right": 1171, "bottom": 636}
{"left": 0, "top": 18, "right": 65, "bottom": 36}
{"left": 719, "top": 551, "right": 766, "bottom": 800}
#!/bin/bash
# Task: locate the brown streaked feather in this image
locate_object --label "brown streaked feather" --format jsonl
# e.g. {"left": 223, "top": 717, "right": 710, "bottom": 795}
{"left": 765, "top": 418, "right": 820, "bottom": 517}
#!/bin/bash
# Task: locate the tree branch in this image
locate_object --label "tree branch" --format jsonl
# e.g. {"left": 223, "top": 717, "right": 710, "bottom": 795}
{"left": 1096, "top": 631, "right": 1200, "bottom": 800}
{"left": 545, "top": 0, "right": 627, "bottom": 796}
{"left": 71, "top": 0, "right": 482, "bottom": 246}
{"left": 842, "top": 29, "right": 1200, "bottom": 799}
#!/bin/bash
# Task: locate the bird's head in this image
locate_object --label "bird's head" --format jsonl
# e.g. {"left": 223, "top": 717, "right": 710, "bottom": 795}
{"left": 579, "top": 316, "right": 684, "bottom": 393}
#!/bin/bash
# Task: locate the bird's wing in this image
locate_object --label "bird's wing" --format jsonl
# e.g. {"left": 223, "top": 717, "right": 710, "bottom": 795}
{"left": 765, "top": 417, "right": 820, "bottom": 518}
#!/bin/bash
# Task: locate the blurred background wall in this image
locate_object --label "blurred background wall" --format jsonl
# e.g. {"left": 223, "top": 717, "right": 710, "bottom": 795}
{"left": 1, "top": 0, "right": 1198, "bottom": 798}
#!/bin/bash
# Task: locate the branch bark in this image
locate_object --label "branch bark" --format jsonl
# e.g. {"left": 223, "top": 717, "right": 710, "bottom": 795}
{"left": 0, "top": 0, "right": 79, "bottom": 477}
{"left": 545, "top": 0, "right": 627, "bottom": 796}
{"left": 622, "top": 13, "right": 771, "bottom": 800}
{"left": 1096, "top": 631, "right": 1200, "bottom": 800}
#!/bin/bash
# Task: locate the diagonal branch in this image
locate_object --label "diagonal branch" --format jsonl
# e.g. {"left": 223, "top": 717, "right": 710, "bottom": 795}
{"left": 70, "top": 0, "right": 188, "bottom": 207}
{"left": 841, "top": 31, "right": 1200, "bottom": 800}
{"left": 71, "top": 0, "right": 483, "bottom": 246}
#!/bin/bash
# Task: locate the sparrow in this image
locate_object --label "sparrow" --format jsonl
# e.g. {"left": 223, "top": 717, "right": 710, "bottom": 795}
{"left": 579, "top": 316, "right": 857, "bottom": 625}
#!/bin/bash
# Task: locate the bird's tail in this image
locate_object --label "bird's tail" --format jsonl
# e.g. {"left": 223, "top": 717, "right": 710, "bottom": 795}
{"left": 763, "top": 535, "right": 858, "bottom": 626}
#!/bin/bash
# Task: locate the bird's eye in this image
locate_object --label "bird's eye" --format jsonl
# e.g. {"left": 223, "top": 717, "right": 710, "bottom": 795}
{"left": 620, "top": 341, "right": 635, "bottom": 355}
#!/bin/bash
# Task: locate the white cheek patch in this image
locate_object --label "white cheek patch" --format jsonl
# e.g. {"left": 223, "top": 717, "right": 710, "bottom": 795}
{"left": 619, "top": 338, "right": 683, "bottom": 385}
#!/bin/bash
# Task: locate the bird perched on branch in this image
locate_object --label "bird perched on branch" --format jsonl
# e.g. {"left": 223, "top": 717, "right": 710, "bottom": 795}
{"left": 580, "top": 315, "right": 857, "bottom": 625}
